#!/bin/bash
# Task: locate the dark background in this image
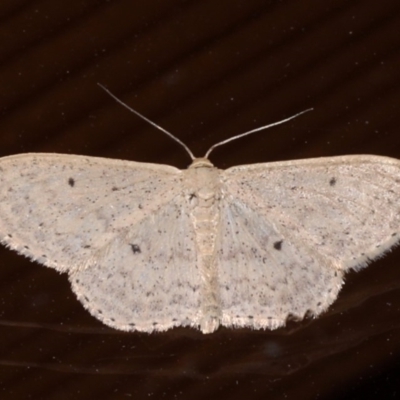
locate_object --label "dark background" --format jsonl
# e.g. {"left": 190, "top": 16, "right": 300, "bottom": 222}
{"left": 0, "top": 1, "right": 400, "bottom": 399}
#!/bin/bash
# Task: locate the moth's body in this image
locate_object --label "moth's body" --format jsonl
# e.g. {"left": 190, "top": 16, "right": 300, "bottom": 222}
{"left": 185, "top": 158, "right": 221, "bottom": 333}
{"left": 1, "top": 152, "right": 400, "bottom": 334}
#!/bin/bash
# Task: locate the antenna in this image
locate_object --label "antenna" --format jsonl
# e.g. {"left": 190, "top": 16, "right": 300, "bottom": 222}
{"left": 98, "top": 83, "right": 313, "bottom": 160}
{"left": 98, "top": 83, "right": 195, "bottom": 160}
{"left": 204, "top": 108, "right": 313, "bottom": 158}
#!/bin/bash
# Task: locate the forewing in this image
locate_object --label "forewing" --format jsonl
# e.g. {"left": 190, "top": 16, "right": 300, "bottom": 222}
{"left": 222, "top": 155, "right": 400, "bottom": 271}
{"left": 217, "top": 155, "right": 400, "bottom": 328}
{"left": 0, "top": 153, "right": 183, "bottom": 272}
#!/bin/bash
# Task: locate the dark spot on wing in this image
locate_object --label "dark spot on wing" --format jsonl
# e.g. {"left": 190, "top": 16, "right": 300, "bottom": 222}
{"left": 329, "top": 177, "right": 336, "bottom": 186}
{"left": 273, "top": 240, "right": 283, "bottom": 250}
{"left": 130, "top": 244, "right": 141, "bottom": 254}
{"left": 68, "top": 178, "right": 75, "bottom": 187}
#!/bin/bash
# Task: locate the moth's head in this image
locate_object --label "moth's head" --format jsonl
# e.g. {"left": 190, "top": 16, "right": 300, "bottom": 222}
{"left": 189, "top": 158, "right": 214, "bottom": 169}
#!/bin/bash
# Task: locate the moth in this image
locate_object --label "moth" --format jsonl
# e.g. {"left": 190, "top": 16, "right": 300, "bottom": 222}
{"left": 0, "top": 86, "right": 399, "bottom": 333}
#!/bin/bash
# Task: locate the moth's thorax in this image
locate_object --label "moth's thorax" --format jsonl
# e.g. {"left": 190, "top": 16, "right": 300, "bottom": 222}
{"left": 185, "top": 158, "right": 221, "bottom": 204}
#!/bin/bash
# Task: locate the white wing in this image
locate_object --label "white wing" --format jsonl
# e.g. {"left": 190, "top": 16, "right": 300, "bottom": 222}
{"left": 218, "top": 155, "right": 400, "bottom": 329}
{"left": 70, "top": 198, "right": 202, "bottom": 332}
{"left": 0, "top": 153, "right": 202, "bottom": 332}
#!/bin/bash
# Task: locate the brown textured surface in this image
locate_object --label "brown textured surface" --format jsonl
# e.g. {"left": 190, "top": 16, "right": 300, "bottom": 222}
{"left": 0, "top": 1, "right": 400, "bottom": 399}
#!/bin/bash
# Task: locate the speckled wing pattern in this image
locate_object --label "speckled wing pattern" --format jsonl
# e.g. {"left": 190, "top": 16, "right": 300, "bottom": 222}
{"left": 218, "top": 155, "right": 400, "bottom": 329}
{"left": 1, "top": 153, "right": 400, "bottom": 333}
{"left": 0, "top": 153, "right": 202, "bottom": 332}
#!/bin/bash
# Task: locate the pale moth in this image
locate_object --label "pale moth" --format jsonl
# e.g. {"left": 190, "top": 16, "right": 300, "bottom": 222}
{"left": 0, "top": 86, "right": 399, "bottom": 334}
